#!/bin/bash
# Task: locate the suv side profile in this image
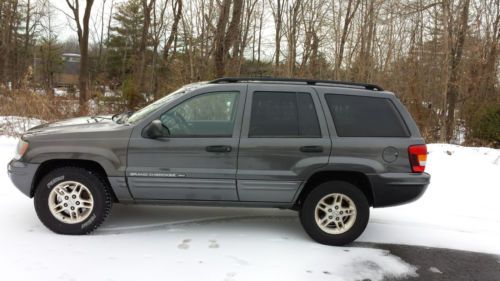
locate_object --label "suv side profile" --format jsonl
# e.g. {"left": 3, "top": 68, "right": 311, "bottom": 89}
{"left": 7, "top": 77, "right": 430, "bottom": 245}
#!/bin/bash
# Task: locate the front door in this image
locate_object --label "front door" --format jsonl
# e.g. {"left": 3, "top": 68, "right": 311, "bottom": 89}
{"left": 127, "top": 85, "right": 246, "bottom": 201}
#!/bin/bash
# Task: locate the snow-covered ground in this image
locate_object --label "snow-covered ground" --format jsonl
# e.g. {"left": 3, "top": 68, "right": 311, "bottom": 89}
{"left": 367, "top": 144, "right": 500, "bottom": 254}
{"left": 0, "top": 134, "right": 499, "bottom": 281}
{"left": 0, "top": 116, "right": 43, "bottom": 136}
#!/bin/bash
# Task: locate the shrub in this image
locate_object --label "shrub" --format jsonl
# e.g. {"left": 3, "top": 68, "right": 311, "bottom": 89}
{"left": 469, "top": 104, "right": 500, "bottom": 147}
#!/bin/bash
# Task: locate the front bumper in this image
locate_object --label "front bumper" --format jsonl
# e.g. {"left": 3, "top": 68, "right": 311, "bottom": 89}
{"left": 369, "top": 172, "right": 431, "bottom": 207}
{"left": 7, "top": 159, "right": 40, "bottom": 197}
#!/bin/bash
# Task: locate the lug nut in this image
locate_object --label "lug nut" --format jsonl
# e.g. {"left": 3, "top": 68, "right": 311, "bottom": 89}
{"left": 335, "top": 206, "right": 339, "bottom": 210}
{"left": 336, "top": 217, "right": 340, "bottom": 221}
{"left": 340, "top": 211, "right": 343, "bottom": 215}
{"left": 72, "top": 195, "right": 76, "bottom": 199}
{"left": 328, "top": 216, "right": 333, "bottom": 219}
{"left": 63, "top": 203, "right": 68, "bottom": 207}
{"left": 328, "top": 209, "right": 332, "bottom": 212}
{"left": 76, "top": 201, "right": 80, "bottom": 205}
{"left": 64, "top": 196, "right": 69, "bottom": 200}
{"left": 71, "top": 207, "right": 75, "bottom": 210}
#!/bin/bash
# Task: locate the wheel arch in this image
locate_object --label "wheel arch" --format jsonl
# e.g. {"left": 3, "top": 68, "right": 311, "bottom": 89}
{"left": 31, "top": 159, "right": 119, "bottom": 203}
{"left": 294, "top": 170, "right": 374, "bottom": 209}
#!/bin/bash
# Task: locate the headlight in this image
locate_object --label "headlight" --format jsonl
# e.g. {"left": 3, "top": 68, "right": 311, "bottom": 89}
{"left": 14, "top": 138, "right": 29, "bottom": 160}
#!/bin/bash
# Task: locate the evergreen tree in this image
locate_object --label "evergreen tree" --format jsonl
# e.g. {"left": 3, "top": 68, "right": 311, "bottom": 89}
{"left": 106, "top": 0, "right": 144, "bottom": 86}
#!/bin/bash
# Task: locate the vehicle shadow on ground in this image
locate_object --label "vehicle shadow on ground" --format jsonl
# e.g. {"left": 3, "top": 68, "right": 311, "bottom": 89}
{"left": 100, "top": 203, "right": 307, "bottom": 237}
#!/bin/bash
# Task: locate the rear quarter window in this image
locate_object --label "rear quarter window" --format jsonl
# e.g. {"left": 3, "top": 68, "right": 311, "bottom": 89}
{"left": 325, "top": 94, "right": 410, "bottom": 137}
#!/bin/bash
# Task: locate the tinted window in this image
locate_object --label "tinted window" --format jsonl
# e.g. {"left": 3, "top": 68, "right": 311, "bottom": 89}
{"left": 325, "top": 94, "right": 409, "bottom": 137}
{"left": 297, "top": 93, "right": 321, "bottom": 137}
{"left": 249, "top": 92, "right": 321, "bottom": 137}
{"left": 160, "top": 91, "right": 239, "bottom": 137}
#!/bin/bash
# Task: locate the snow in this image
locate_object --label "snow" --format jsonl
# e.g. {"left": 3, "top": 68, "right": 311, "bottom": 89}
{"left": 0, "top": 128, "right": 499, "bottom": 280}
{"left": 0, "top": 116, "right": 43, "bottom": 136}
{"left": 54, "top": 87, "right": 69, "bottom": 97}
{"left": 429, "top": 267, "right": 443, "bottom": 274}
{"left": 364, "top": 144, "right": 500, "bottom": 254}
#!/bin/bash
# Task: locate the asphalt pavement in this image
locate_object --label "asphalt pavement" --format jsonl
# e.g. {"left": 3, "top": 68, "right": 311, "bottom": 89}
{"left": 355, "top": 242, "right": 500, "bottom": 281}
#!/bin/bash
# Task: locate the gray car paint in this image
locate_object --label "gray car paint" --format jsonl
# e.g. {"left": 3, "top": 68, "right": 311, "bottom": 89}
{"left": 8, "top": 81, "right": 430, "bottom": 209}
{"left": 22, "top": 117, "right": 132, "bottom": 178}
{"left": 127, "top": 84, "right": 247, "bottom": 200}
{"left": 237, "top": 84, "right": 332, "bottom": 202}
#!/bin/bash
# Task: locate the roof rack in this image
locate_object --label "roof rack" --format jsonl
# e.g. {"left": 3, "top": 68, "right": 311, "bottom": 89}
{"left": 209, "top": 77, "right": 384, "bottom": 91}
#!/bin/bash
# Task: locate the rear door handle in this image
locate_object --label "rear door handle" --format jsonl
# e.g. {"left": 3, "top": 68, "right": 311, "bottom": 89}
{"left": 300, "top": 146, "right": 323, "bottom": 153}
{"left": 206, "top": 145, "right": 232, "bottom": 153}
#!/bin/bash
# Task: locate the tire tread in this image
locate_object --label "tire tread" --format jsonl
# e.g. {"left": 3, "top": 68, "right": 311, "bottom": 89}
{"left": 34, "top": 166, "right": 112, "bottom": 235}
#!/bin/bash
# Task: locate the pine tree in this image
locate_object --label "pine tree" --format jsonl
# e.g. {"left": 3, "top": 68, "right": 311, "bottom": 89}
{"left": 106, "top": 0, "right": 144, "bottom": 85}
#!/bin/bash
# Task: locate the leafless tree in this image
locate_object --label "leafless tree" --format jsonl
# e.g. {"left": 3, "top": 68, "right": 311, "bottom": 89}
{"left": 65, "top": 0, "right": 95, "bottom": 112}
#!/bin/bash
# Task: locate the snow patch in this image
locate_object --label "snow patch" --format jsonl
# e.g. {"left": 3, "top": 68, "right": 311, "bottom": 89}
{"left": 429, "top": 266, "right": 443, "bottom": 274}
{"left": 0, "top": 116, "right": 43, "bottom": 135}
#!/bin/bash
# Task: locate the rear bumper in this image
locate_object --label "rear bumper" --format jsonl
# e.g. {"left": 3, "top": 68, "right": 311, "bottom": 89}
{"left": 7, "top": 159, "right": 39, "bottom": 197}
{"left": 369, "top": 172, "right": 430, "bottom": 207}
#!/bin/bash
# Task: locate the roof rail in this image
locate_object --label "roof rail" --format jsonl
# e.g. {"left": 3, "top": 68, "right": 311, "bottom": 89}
{"left": 209, "top": 77, "right": 384, "bottom": 91}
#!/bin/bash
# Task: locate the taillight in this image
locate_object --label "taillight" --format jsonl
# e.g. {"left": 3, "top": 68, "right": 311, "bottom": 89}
{"left": 408, "top": 144, "right": 427, "bottom": 173}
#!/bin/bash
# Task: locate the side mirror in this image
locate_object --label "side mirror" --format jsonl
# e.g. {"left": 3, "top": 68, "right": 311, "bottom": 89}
{"left": 143, "top": 120, "right": 169, "bottom": 139}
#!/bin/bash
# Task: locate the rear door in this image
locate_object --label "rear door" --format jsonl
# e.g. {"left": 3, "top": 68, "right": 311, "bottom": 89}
{"left": 237, "top": 84, "right": 331, "bottom": 203}
{"left": 127, "top": 84, "right": 246, "bottom": 201}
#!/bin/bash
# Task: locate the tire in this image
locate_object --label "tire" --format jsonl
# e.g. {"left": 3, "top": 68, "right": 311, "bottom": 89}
{"left": 299, "top": 180, "right": 369, "bottom": 246}
{"left": 34, "top": 167, "right": 112, "bottom": 235}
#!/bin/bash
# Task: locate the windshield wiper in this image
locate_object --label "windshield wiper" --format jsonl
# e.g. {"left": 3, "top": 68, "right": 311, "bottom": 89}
{"left": 91, "top": 115, "right": 113, "bottom": 121}
{"left": 112, "top": 111, "right": 134, "bottom": 124}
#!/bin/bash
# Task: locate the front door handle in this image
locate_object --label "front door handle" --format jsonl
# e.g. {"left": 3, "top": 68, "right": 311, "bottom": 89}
{"left": 300, "top": 146, "right": 323, "bottom": 153}
{"left": 206, "top": 145, "right": 232, "bottom": 153}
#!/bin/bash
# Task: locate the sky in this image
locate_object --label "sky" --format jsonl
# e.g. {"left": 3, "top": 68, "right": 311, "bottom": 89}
{"left": 50, "top": 0, "right": 118, "bottom": 42}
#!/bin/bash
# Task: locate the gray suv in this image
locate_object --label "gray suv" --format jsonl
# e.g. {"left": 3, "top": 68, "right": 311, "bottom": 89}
{"left": 7, "top": 77, "right": 430, "bottom": 245}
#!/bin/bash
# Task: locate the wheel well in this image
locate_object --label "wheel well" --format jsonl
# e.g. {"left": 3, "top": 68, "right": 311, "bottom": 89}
{"left": 294, "top": 171, "right": 374, "bottom": 209}
{"left": 31, "top": 159, "right": 119, "bottom": 203}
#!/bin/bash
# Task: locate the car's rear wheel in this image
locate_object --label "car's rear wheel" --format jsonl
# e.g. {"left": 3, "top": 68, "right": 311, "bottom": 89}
{"left": 299, "top": 181, "right": 369, "bottom": 246}
{"left": 34, "top": 167, "right": 112, "bottom": 235}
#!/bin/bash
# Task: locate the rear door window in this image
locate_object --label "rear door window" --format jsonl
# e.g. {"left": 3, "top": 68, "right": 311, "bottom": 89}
{"left": 249, "top": 92, "right": 321, "bottom": 137}
{"left": 325, "top": 94, "right": 409, "bottom": 137}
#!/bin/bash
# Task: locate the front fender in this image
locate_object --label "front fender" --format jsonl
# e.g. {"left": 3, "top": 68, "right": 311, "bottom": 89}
{"left": 26, "top": 146, "right": 125, "bottom": 177}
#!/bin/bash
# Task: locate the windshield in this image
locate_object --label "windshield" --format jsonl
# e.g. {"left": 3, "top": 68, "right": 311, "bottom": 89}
{"left": 127, "top": 83, "right": 204, "bottom": 124}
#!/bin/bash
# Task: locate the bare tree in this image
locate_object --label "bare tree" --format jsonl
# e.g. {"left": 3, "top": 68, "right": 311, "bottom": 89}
{"left": 232, "top": 0, "right": 259, "bottom": 75}
{"left": 137, "top": 0, "right": 154, "bottom": 96}
{"left": 1, "top": 0, "right": 498, "bottom": 145}
{"left": 441, "top": 0, "right": 471, "bottom": 142}
{"left": 269, "top": 0, "right": 285, "bottom": 75}
{"left": 163, "top": 0, "right": 182, "bottom": 62}
{"left": 65, "top": 0, "right": 95, "bottom": 112}
{"left": 213, "top": 0, "right": 243, "bottom": 77}
{"left": 334, "top": 0, "right": 360, "bottom": 79}
{"left": 284, "top": 0, "right": 302, "bottom": 77}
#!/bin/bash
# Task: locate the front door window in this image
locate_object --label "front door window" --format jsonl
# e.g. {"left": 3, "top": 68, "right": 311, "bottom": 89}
{"left": 160, "top": 92, "right": 239, "bottom": 137}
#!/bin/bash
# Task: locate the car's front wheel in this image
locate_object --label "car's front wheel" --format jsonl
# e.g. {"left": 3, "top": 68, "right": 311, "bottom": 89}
{"left": 34, "top": 167, "right": 112, "bottom": 235}
{"left": 299, "top": 181, "right": 369, "bottom": 246}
